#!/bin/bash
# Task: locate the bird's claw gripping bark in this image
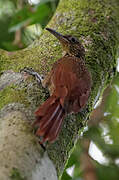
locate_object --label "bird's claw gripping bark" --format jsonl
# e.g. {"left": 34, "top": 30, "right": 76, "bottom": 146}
{"left": 20, "top": 67, "right": 44, "bottom": 85}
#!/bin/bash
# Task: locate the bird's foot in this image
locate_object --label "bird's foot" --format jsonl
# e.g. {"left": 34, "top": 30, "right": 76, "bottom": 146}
{"left": 39, "top": 140, "right": 46, "bottom": 151}
{"left": 20, "top": 67, "right": 44, "bottom": 85}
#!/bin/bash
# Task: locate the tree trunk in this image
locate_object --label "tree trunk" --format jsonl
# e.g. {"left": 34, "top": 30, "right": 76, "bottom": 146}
{"left": 0, "top": 0, "right": 119, "bottom": 179}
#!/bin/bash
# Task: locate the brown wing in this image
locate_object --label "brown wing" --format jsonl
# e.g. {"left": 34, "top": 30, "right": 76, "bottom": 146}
{"left": 50, "top": 56, "right": 92, "bottom": 113}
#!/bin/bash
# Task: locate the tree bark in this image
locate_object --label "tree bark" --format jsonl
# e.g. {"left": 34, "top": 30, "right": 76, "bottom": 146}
{"left": 0, "top": 0, "right": 119, "bottom": 179}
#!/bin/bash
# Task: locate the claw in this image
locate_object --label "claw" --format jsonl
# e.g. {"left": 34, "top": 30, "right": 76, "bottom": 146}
{"left": 20, "top": 67, "right": 44, "bottom": 84}
{"left": 39, "top": 140, "right": 46, "bottom": 151}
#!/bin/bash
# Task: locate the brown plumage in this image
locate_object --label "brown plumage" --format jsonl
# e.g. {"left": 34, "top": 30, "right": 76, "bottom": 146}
{"left": 34, "top": 28, "right": 92, "bottom": 143}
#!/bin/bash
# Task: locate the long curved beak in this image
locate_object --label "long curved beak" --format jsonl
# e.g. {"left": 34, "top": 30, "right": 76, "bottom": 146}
{"left": 46, "top": 28, "right": 68, "bottom": 44}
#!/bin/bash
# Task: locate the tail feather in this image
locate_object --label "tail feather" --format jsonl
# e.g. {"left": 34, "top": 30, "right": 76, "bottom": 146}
{"left": 46, "top": 109, "right": 64, "bottom": 142}
{"left": 36, "top": 109, "right": 57, "bottom": 136}
{"left": 33, "top": 95, "right": 57, "bottom": 127}
{"left": 35, "top": 95, "right": 56, "bottom": 116}
{"left": 50, "top": 116, "right": 64, "bottom": 142}
{"left": 34, "top": 95, "right": 65, "bottom": 142}
{"left": 54, "top": 111, "right": 64, "bottom": 136}
{"left": 40, "top": 104, "right": 60, "bottom": 129}
{"left": 35, "top": 99, "right": 59, "bottom": 134}
{"left": 43, "top": 107, "right": 64, "bottom": 142}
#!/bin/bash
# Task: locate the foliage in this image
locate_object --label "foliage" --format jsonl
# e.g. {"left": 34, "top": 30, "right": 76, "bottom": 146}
{"left": 9, "top": 0, "right": 58, "bottom": 32}
{"left": 0, "top": 0, "right": 59, "bottom": 51}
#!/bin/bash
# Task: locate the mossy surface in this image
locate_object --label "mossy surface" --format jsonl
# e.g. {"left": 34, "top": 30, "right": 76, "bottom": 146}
{"left": 0, "top": 0, "right": 119, "bottom": 178}
{"left": 0, "top": 85, "right": 28, "bottom": 110}
{"left": 10, "top": 168, "right": 26, "bottom": 180}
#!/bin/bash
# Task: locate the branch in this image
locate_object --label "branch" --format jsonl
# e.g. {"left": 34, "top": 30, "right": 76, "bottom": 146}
{"left": 0, "top": 0, "right": 119, "bottom": 179}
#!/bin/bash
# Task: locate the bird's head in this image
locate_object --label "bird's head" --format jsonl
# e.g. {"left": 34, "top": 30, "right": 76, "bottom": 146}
{"left": 46, "top": 28, "right": 85, "bottom": 58}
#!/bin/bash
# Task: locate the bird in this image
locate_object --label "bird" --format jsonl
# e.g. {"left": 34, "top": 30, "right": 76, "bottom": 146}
{"left": 33, "top": 28, "right": 92, "bottom": 143}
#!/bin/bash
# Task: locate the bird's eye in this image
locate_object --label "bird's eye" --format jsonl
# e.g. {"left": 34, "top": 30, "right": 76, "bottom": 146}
{"left": 71, "top": 37, "right": 77, "bottom": 43}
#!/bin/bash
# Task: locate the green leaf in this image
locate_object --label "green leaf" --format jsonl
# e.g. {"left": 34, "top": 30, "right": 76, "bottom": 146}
{"left": 96, "top": 163, "right": 119, "bottom": 180}
{"left": 9, "top": 0, "right": 56, "bottom": 32}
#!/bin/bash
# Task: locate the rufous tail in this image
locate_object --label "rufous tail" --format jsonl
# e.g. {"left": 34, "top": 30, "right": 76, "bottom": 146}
{"left": 33, "top": 95, "right": 65, "bottom": 143}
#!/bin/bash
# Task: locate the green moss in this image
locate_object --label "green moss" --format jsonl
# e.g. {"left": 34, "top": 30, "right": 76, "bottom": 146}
{"left": 0, "top": 53, "right": 10, "bottom": 74}
{"left": 10, "top": 168, "right": 26, "bottom": 180}
{"left": 0, "top": 84, "right": 29, "bottom": 109}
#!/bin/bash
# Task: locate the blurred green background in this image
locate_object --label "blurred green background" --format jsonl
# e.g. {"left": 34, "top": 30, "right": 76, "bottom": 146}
{"left": 0, "top": 0, "right": 119, "bottom": 179}
{"left": 0, "top": 0, "right": 59, "bottom": 51}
